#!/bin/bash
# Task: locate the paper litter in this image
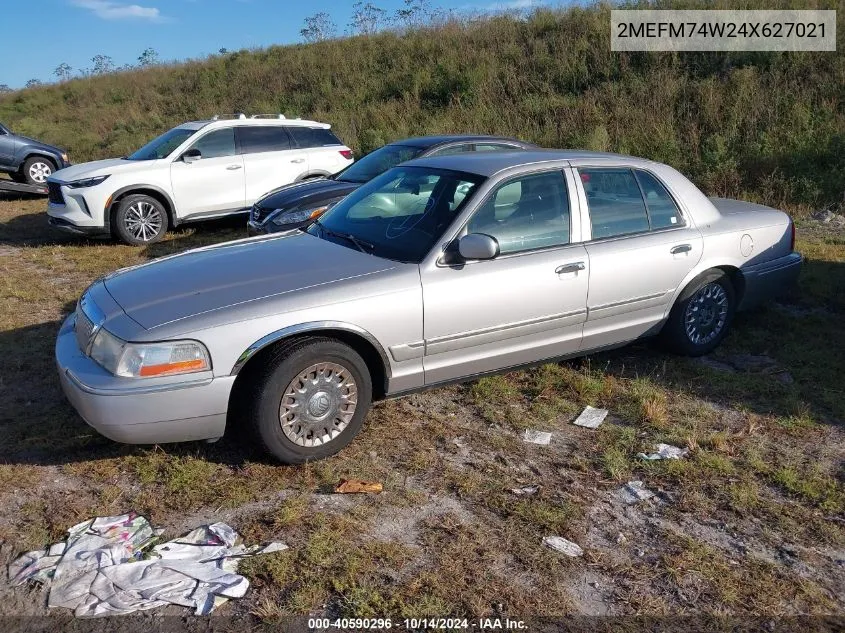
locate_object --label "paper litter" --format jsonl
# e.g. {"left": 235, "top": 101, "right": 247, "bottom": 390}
{"left": 509, "top": 484, "right": 540, "bottom": 497}
{"left": 8, "top": 512, "right": 287, "bottom": 617}
{"left": 637, "top": 443, "right": 689, "bottom": 461}
{"left": 334, "top": 479, "right": 383, "bottom": 494}
{"left": 617, "top": 480, "right": 656, "bottom": 504}
{"left": 522, "top": 429, "right": 552, "bottom": 445}
{"left": 572, "top": 406, "right": 608, "bottom": 429}
{"left": 541, "top": 536, "right": 584, "bottom": 557}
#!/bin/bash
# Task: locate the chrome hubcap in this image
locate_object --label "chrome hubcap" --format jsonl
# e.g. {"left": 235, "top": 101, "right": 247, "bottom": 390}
{"left": 29, "top": 162, "right": 52, "bottom": 183}
{"left": 124, "top": 202, "right": 163, "bottom": 242}
{"left": 279, "top": 362, "right": 357, "bottom": 447}
{"left": 685, "top": 282, "right": 729, "bottom": 345}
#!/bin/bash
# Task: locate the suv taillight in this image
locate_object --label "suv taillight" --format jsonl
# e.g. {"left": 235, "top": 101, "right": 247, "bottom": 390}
{"left": 339, "top": 150, "right": 354, "bottom": 160}
{"left": 790, "top": 220, "right": 796, "bottom": 251}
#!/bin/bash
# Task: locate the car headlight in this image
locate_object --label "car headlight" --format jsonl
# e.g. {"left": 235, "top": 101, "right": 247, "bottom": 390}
{"left": 270, "top": 204, "right": 331, "bottom": 227}
{"left": 61, "top": 153, "right": 69, "bottom": 163}
{"left": 67, "top": 175, "right": 110, "bottom": 189}
{"left": 88, "top": 328, "right": 211, "bottom": 378}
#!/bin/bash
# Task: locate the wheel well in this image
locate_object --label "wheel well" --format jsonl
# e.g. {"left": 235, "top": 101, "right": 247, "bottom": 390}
{"left": 22, "top": 153, "right": 58, "bottom": 168}
{"left": 715, "top": 265, "right": 746, "bottom": 304}
{"left": 109, "top": 188, "right": 175, "bottom": 230}
{"left": 227, "top": 329, "right": 389, "bottom": 416}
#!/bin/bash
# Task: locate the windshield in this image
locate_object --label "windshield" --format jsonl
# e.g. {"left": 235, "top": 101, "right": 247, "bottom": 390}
{"left": 126, "top": 127, "right": 197, "bottom": 161}
{"left": 307, "top": 166, "right": 484, "bottom": 263}
{"left": 336, "top": 144, "right": 424, "bottom": 184}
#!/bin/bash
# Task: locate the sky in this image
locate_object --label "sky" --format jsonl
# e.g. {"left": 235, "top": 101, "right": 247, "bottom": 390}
{"left": 2, "top": 0, "right": 553, "bottom": 89}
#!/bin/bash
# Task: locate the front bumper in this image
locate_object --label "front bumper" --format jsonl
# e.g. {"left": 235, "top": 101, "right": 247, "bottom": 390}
{"left": 47, "top": 182, "right": 110, "bottom": 233}
{"left": 738, "top": 251, "right": 803, "bottom": 310}
{"left": 56, "top": 314, "right": 233, "bottom": 444}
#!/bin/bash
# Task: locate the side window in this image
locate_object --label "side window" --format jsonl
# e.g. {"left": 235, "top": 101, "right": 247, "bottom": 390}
{"left": 287, "top": 127, "right": 342, "bottom": 148}
{"left": 580, "top": 168, "right": 649, "bottom": 239}
{"left": 190, "top": 128, "right": 235, "bottom": 159}
{"left": 473, "top": 143, "right": 520, "bottom": 153}
{"left": 635, "top": 169, "right": 683, "bottom": 229}
{"left": 237, "top": 126, "right": 291, "bottom": 154}
{"left": 467, "top": 171, "right": 570, "bottom": 255}
{"left": 428, "top": 144, "right": 473, "bottom": 157}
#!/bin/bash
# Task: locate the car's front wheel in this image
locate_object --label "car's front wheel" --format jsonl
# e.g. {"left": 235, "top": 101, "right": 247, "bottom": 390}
{"left": 661, "top": 269, "right": 736, "bottom": 356}
{"left": 113, "top": 194, "right": 169, "bottom": 245}
{"left": 22, "top": 156, "right": 56, "bottom": 186}
{"left": 245, "top": 337, "right": 372, "bottom": 464}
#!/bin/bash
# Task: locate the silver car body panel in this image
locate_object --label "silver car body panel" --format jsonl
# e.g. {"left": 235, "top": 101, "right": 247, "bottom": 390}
{"left": 55, "top": 150, "right": 801, "bottom": 444}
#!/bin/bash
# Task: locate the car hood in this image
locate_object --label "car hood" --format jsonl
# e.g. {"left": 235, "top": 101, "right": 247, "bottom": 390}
{"left": 15, "top": 135, "right": 65, "bottom": 154}
{"left": 103, "top": 232, "right": 397, "bottom": 331}
{"left": 52, "top": 158, "right": 154, "bottom": 182}
{"left": 257, "top": 178, "right": 360, "bottom": 212}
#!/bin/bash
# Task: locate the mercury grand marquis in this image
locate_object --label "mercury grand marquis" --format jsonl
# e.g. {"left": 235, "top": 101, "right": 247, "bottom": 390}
{"left": 56, "top": 151, "right": 802, "bottom": 463}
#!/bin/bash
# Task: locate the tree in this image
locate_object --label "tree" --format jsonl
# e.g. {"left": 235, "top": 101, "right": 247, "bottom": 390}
{"left": 0, "top": 85, "right": 13, "bottom": 94}
{"left": 137, "top": 48, "right": 160, "bottom": 66}
{"left": 348, "top": 2, "right": 386, "bottom": 36}
{"left": 300, "top": 12, "right": 337, "bottom": 43}
{"left": 394, "top": 0, "right": 432, "bottom": 29}
{"left": 91, "top": 54, "right": 115, "bottom": 75}
{"left": 54, "top": 63, "right": 73, "bottom": 82}
{"left": 218, "top": 47, "right": 229, "bottom": 55}
{"left": 25, "top": 79, "right": 43, "bottom": 88}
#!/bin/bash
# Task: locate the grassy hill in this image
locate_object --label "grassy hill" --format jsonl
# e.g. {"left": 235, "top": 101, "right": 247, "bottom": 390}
{"left": 1, "top": 1, "right": 842, "bottom": 213}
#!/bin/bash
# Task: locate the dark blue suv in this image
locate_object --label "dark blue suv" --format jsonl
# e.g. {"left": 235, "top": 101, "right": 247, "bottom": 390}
{"left": 0, "top": 122, "right": 70, "bottom": 186}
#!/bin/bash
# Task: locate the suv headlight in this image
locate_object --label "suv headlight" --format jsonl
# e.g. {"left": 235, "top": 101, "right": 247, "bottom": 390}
{"left": 89, "top": 328, "right": 211, "bottom": 378}
{"left": 67, "top": 175, "right": 110, "bottom": 189}
{"left": 270, "top": 204, "right": 331, "bottom": 227}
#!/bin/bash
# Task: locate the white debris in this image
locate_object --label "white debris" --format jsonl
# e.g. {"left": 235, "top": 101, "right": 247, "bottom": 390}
{"left": 8, "top": 513, "right": 287, "bottom": 617}
{"left": 572, "top": 406, "right": 608, "bottom": 429}
{"left": 637, "top": 443, "right": 689, "bottom": 461}
{"left": 542, "top": 536, "right": 584, "bottom": 557}
{"left": 509, "top": 484, "right": 540, "bottom": 497}
{"left": 617, "top": 480, "right": 656, "bottom": 504}
{"left": 523, "top": 429, "right": 552, "bottom": 445}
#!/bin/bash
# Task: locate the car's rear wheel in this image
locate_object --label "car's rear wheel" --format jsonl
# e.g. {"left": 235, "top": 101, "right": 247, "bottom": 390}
{"left": 244, "top": 337, "right": 372, "bottom": 464}
{"left": 22, "top": 156, "right": 56, "bottom": 186}
{"left": 661, "top": 269, "right": 736, "bottom": 356}
{"left": 113, "top": 194, "right": 169, "bottom": 245}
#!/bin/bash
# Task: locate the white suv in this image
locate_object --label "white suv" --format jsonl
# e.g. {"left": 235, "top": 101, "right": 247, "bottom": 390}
{"left": 46, "top": 115, "right": 353, "bottom": 245}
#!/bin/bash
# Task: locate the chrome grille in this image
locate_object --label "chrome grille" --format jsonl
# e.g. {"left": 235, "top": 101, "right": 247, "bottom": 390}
{"left": 75, "top": 309, "right": 96, "bottom": 353}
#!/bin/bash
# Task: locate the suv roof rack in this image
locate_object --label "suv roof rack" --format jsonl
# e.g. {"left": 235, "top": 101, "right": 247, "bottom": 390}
{"left": 211, "top": 113, "right": 247, "bottom": 121}
{"left": 250, "top": 114, "right": 286, "bottom": 119}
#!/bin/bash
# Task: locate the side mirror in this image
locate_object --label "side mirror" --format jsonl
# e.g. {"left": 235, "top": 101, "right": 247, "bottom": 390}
{"left": 182, "top": 148, "right": 202, "bottom": 164}
{"left": 458, "top": 233, "right": 499, "bottom": 261}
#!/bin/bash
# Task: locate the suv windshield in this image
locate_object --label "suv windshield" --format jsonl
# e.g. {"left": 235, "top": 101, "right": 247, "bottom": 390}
{"left": 307, "top": 166, "right": 484, "bottom": 263}
{"left": 336, "top": 144, "right": 424, "bottom": 184}
{"left": 126, "top": 127, "right": 197, "bottom": 161}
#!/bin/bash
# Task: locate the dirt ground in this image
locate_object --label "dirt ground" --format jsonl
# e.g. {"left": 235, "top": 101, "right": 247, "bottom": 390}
{"left": 0, "top": 191, "right": 843, "bottom": 630}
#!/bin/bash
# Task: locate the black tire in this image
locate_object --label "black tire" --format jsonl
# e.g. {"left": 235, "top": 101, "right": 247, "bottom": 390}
{"left": 112, "top": 194, "right": 169, "bottom": 245}
{"left": 661, "top": 269, "right": 736, "bottom": 356}
{"left": 22, "top": 156, "right": 57, "bottom": 186}
{"left": 243, "top": 337, "right": 373, "bottom": 464}
{"left": 9, "top": 171, "right": 27, "bottom": 183}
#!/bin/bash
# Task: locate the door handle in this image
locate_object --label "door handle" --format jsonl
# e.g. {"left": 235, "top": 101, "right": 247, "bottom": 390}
{"left": 555, "top": 262, "right": 585, "bottom": 274}
{"left": 671, "top": 244, "right": 692, "bottom": 254}
{"left": 291, "top": 158, "right": 306, "bottom": 164}
{"left": 226, "top": 164, "right": 242, "bottom": 170}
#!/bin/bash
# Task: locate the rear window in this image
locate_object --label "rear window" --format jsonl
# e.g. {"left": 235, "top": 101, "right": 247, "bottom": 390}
{"left": 287, "top": 127, "right": 343, "bottom": 149}
{"left": 237, "top": 126, "right": 291, "bottom": 154}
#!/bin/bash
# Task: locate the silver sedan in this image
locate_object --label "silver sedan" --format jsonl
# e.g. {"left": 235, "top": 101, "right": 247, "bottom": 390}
{"left": 56, "top": 151, "right": 802, "bottom": 463}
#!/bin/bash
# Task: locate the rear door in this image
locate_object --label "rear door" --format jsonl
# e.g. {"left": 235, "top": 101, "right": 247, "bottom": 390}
{"left": 287, "top": 126, "right": 348, "bottom": 177}
{"left": 237, "top": 125, "right": 307, "bottom": 203}
{"left": 575, "top": 166, "right": 703, "bottom": 349}
{"left": 169, "top": 127, "right": 246, "bottom": 218}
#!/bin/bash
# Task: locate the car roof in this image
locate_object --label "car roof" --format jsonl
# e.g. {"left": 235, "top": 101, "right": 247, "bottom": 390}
{"left": 393, "top": 135, "right": 533, "bottom": 149}
{"left": 403, "top": 150, "right": 654, "bottom": 177}
{"left": 181, "top": 118, "right": 332, "bottom": 130}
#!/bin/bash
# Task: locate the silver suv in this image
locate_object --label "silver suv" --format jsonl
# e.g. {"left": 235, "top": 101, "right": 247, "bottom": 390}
{"left": 56, "top": 151, "right": 800, "bottom": 463}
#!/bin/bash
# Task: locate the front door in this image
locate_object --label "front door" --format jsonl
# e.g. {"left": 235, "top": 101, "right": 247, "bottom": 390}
{"left": 575, "top": 166, "right": 703, "bottom": 349}
{"left": 421, "top": 169, "right": 589, "bottom": 385}
{"left": 0, "top": 125, "right": 16, "bottom": 168}
{"left": 170, "top": 127, "right": 246, "bottom": 218}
